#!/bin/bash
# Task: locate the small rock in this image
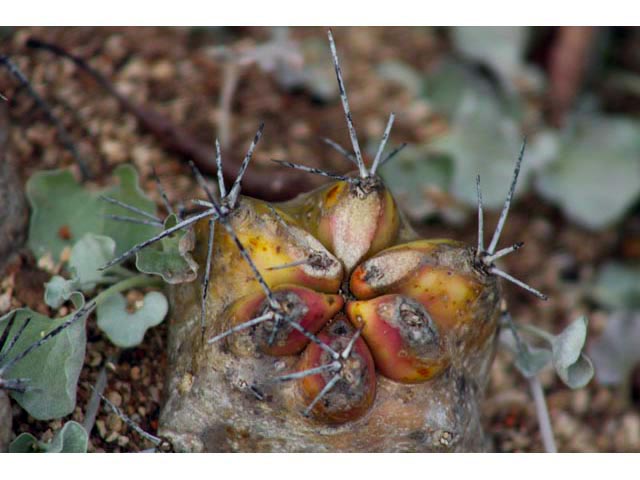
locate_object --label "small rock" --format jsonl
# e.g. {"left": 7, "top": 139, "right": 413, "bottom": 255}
{"left": 117, "top": 435, "right": 130, "bottom": 448}
{"left": 96, "top": 420, "right": 107, "bottom": 439}
{"left": 106, "top": 413, "right": 123, "bottom": 433}
{"left": 130, "top": 366, "right": 141, "bottom": 381}
{"left": 107, "top": 391, "right": 122, "bottom": 408}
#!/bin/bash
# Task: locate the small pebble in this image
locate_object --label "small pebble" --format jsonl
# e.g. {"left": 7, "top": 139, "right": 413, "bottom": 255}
{"left": 130, "top": 366, "right": 141, "bottom": 381}
{"left": 107, "top": 391, "right": 123, "bottom": 408}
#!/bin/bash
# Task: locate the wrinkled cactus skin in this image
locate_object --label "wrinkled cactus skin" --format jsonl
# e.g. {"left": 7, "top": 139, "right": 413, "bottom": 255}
{"left": 159, "top": 180, "right": 501, "bottom": 452}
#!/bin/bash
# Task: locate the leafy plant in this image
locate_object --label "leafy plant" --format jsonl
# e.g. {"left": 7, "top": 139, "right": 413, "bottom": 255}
{"left": 10, "top": 420, "right": 88, "bottom": 453}
{"left": 380, "top": 27, "right": 640, "bottom": 230}
{"left": 502, "top": 315, "right": 594, "bottom": 389}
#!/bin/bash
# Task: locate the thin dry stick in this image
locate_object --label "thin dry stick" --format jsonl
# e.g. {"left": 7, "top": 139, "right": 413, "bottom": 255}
{"left": 26, "top": 37, "right": 314, "bottom": 201}
{"left": 502, "top": 310, "right": 557, "bottom": 453}
{"left": 0, "top": 55, "right": 91, "bottom": 180}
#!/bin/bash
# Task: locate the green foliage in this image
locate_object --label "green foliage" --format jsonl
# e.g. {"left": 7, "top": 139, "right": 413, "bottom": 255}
{"left": 591, "top": 261, "right": 640, "bottom": 310}
{"left": 27, "top": 164, "right": 157, "bottom": 261}
{"left": 536, "top": 115, "right": 640, "bottom": 230}
{"left": 0, "top": 299, "right": 88, "bottom": 420}
{"left": 10, "top": 421, "right": 88, "bottom": 453}
{"left": 588, "top": 262, "right": 640, "bottom": 387}
{"left": 505, "top": 316, "right": 594, "bottom": 389}
{"left": 44, "top": 234, "right": 123, "bottom": 308}
{"left": 589, "top": 311, "right": 640, "bottom": 386}
{"left": 381, "top": 28, "right": 640, "bottom": 231}
{"left": 379, "top": 147, "right": 455, "bottom": 221}
{"left": 136, "top": 214, "right": 198, "bottom": 284}
{"left": 96, "top": 291, "right": 168, "bottom": 348}
{"left": 550, "top": 316, "right": 593, "bottom": 389}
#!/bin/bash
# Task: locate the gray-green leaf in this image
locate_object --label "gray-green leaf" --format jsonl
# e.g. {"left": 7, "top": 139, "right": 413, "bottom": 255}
{"left": 44, "top": 275, "right": 79, "bottom": 309}
{"left": 588, "top": 311, "right": 640, "bottom": 386}
{"left": 27, "top": 164, "right": 157, "bottom": 261}
{"left": 96, "top": 291, "right": 168, "bottom": 348}
{"left": 44, "top": 234, "right": 120, "bottom": 309}
{"left": 591, "top": 261, "right": 640, "bottom": 310}
{"left": 499, "top": 329, "right": 552, "bottom": 378}
{"left": 135, "top": 214, "right": 198, "bottom": 284}
{"left": 9, "top": 421, "right": 88, "bottom": 453}
{"left": 551, "top": 316, "right": 594, "bottom": 389}
{"left": 430, "top": 93, "right": 557, "bottom": 208}
{"left": 536, "top": 115, "right": 640, "bottom": 230}
{"left": 0, "top": 299, "right": 88, "bottom": 420}
{"left": 379, "top": 146, "right": 456, "bottom": 221}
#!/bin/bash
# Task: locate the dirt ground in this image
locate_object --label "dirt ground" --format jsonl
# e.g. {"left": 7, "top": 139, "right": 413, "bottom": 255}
{"left": 1, "top": 26, "right": 639, "bottom": 452}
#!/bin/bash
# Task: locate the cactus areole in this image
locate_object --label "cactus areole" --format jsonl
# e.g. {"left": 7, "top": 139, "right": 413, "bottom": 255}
{"left": 157, "top": 31, "right": 542, "bottom": 452}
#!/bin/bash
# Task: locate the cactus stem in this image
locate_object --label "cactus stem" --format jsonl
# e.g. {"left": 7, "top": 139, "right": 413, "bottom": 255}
{"left": 99, "top": 195, "right": 162, "bottom": 223}
{"left": 151, "top": 166, "right": 176, "bottom": 217}
{"left": 370, "top": 113, "right": 396, "bottom": 175}
{"left": 327, "top": 29, "right": 368, "bottom": 179}
{"left": 487, "top": 139, "right": 526, "bottom": 255}
{"left": 489, "top": 267, "right": 548, "bottom": 300}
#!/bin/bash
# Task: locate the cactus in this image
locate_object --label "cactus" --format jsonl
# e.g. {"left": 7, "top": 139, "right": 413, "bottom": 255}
{"left": 132, "top": 30, "right": 548, "bottom": 452}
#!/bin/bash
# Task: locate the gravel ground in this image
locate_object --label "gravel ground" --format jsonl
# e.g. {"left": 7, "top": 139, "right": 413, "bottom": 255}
{"left": 0, "top": 26, "right": 638, "bottom": 452}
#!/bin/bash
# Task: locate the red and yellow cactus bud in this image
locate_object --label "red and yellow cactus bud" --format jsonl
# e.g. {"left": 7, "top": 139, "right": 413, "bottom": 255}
{"left": 350, "top": 240, "right": 498, "bottom": 333}
{"left": 286, "top": 179, "right": 399, "bottom": 272}
{"left": 198, "top": 198, "right": 344, "bottom": 298}
{"left": 221, "top": 284, "right": 344, "bottom": 356}
{"left": 296, "top": 317, "right": 376, "bottom": 424}
{"left": 346, "top": 295, "right": 449, "bottom": 383}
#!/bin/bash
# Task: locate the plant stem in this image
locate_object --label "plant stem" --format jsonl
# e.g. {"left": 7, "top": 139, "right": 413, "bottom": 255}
{"left": 528, "top": 376, "right": 558, "bottom": 453}
{"left": 94, "top": 274, "right": 163, "bottom": 307}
